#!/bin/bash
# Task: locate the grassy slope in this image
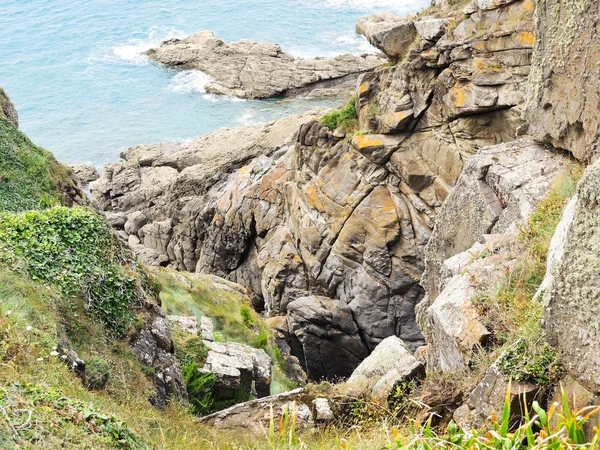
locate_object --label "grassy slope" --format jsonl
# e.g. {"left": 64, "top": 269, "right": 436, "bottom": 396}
{"left": 0, "top": 118, "right": 74, "bottom": 212}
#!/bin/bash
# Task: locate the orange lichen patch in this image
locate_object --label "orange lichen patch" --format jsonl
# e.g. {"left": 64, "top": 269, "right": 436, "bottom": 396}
{"left": 450, "top": 84, "right": 469, "bottom": 108}
{"left": 353, "top": 135, "right": 383, "bottom": 149}
{"left": 382, "top": 110, "right": 413, "bottom": 128}
{"left": 519, "top": 31, "right": 535, "bottom": 46}
{"left": 239, "top": 165, "right": 252, "bottom": 176}
{"left": 358, "top": 82, "right": 370, "bottom": 94}
{"left": 474, "top": 59, "right": 487, "bottom": 71}
{"left": 522, "top": 0, "right": 534, "bottom": 11}
{"left": 304, "top": 184, "right": 325, "bottom": 212}
{"left": 474, "top": 42, "right": 486, "bottom": 51}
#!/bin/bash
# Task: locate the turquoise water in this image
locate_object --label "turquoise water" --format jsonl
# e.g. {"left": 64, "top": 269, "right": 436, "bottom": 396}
{"left": 2, "top": 0, "right": 428, "bottom": 167}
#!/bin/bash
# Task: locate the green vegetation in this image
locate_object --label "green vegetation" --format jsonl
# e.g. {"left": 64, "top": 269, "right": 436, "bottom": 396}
{"left": 156, "top": 269, "right": 294, "bottom": 396}
{"left": 181, "top": 363, "right": 216, "bottom": 415}
{"left": 0, "top": 206, "right": 148, "bottom": 337}
{"left": 85, "top": 357, "right": 111, "bottom": 390}
{"left": 0, "top": 118, "right": 73, "bottom": 212}
{"left": 320, "top": 96, "right": 357, "bottom": 133}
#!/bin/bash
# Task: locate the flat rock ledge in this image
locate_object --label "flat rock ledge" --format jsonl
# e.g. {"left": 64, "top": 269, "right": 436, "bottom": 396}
{"left": 145, "top": 31, "right": 386, "bottom": 99}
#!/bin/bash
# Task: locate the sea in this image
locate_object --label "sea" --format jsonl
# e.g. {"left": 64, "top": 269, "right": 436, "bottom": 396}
{"left": 1, "top": 0, "right": 429, "bottom": 168}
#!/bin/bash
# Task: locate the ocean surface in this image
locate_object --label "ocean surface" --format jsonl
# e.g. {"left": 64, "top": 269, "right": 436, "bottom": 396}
{"left": 1, "top": 0, "right": 428, "bottom": 167}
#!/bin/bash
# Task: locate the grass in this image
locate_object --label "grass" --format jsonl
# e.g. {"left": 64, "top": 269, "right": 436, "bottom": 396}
{"left": 155, "top": 269, "right": 295, "bottom": 396}
{"left": 0, "top": 118, "right": 74, "bottom": 212}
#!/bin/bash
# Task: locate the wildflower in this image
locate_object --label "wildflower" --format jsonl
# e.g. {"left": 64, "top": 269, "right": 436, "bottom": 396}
{"left": 36, "top": 357, "right": 44, "bottom": 362}
{"left": 61, "top": 355, "right": 68, "bottom": 360}
{"left": 5, "top": 310, "right": 11, "bottom": 316}
{"left": 50, "top": 350, "right": 59, "bottom": 357}
{"left": 26, "top": 326, "right": 32, "bottom": 332}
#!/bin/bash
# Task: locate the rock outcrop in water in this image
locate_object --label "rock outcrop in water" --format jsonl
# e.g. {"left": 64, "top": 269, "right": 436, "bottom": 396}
{"left": 145, "top": 31, "right": 386, "bottom": 99}
{"left": 92, "top": 0, "right": 540, "bottom": 381}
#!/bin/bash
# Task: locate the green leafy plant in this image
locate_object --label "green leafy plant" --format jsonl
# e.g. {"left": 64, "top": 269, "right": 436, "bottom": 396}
{"left": 182, "top": 362, "right": 217, "bottom": 416}
{"left": 320, "top": 97, "right": 357, "bottom": 133}
{"left": 496, "top": 339, "right": 564, "bottom": 386}
{"left": 240, "top": 304, "right": 255, "bottom": 328}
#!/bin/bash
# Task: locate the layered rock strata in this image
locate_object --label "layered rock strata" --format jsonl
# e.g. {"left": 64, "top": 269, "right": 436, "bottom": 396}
{"left": 93, "top": 0, "right": 537, "bottom": 380}
{"left": 146, "top": 31, "right": 386, "bottom": 99}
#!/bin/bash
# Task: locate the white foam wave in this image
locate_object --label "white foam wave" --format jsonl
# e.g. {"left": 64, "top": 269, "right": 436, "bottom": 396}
{"left": 110, "top": 26, "right": 187, "bottom": 66}
{"left": 168, "top": 70, "right": 213, "bottom": 93}
{"left": 236, "top": 110, "right": 265, "bottom": 127}
{"left": 306, "top": 0, "right": 429, "bottom": 12}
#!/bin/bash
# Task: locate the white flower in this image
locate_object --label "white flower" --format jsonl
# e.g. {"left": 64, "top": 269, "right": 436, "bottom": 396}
{"left": 5, "top": 310, "right": 11, "bottom": 316}
{"left": 61, "top": 355, "right": 68, "bottom": 360}
{"left": 26, "top": 326, "right": 32, "bottom": 332}
{"left": 36, "top": 357, "right": 44, "bottom": 362}
{"left": 49, "top": 351, "right": 59, "bottom": 357}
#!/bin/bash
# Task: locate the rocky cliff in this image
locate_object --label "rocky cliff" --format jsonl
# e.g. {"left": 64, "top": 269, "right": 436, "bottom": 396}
{"left": 91, "top": 0, "right": 539, "bottom": 381}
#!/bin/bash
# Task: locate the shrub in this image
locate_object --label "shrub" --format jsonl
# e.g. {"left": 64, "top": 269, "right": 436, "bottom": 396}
{"left": 240, "top": 304, "right": 255, "bottom": 328}
{"left": 182, "top": 362, "right": 217, "bottom": 416}
{"left": 320, "top": 97, "right": 357, "bottom": 133}
{"left": 0, "top": 207, "right": 143, "bottom": 336}
{"left": 496, "top": 339, "right": 564, "bottom": 386}
{"left": 85, "top": 357, "right": 110, "bottom": 390}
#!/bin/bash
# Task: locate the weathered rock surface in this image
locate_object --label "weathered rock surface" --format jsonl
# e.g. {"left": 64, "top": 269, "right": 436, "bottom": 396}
{"left": 345, "top": 336, "right": 424, "bottom": 400}
{"left": 70, "top": 164, "right": 99, "bottom": 186}
{"left": 199, "top": 388, "right": 332, "bottom": 434}
{"left": 146, "top": 31, "right": 385, "bottom": 99}
{"left": 287, "top": 296, "right": 369, "bottom": 381}
{"left": 93, "top": 0, "right": 539, "bottom": 380}
{"left": 418, "top": 139, "right": 574, "bottom": 373}
{"left": 0, "top": 88, "right": 18, "bottom": 128}
{"left": 525, "top": 0, "right": 600, "bottom": 161}
{"left": 542, "top": 160, "right": 600, "bottom": 393}
{"left": 356, "top": 13, "right": 417, "bottom": 59}
{"left": 168, "top": 315, "right": 199, "bottom": 336}
{"left": 131, "top": 317, "right": 188, "bottom": 409}
{"left": 202, "top": 341, "right": 272, "bottom": 399}
{"left": 454, "top": 364, "right": 545, "bottom": 429}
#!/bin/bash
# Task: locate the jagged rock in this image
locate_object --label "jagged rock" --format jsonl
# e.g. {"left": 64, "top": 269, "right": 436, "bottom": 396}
{"left": 312, "top": 397, "right": 334, "bottom": 421}
{"left": 477, "top": 0, "right": 520, "bottom": 10}
{"left": 131, "top": 325, "right": 188, "bottom": 408}
{"left": 345, "top": 336, "right": 425, "bottom": 401}
{"left": 146, "top": 31, "right": 385, "bottom": 99}
{"left": 356, "top": 13, "right": 417, "bottom": 59}
{"left": 200, "top": 316, "right": 214, "bottom": 342}
{"left": 287, "top": 296, "right": 369, "bottom": 381}
{"left": 202, "top": 342, "right": 272, "bottom": 399}
{"left": 70, "top": 164, "right": 99, "bottom": 185}
{"left": 421, "top": 139, "right": 572, "bottom": 306}
{"left": 0, "top": 88, "right": 18, "bottom": 128}
{"left": 199, "top": 388, "right": 316, "bottom": 433}
{"left": 414, "top": 17, "right": 450, "bottom": 42}
{"left": 455, "top": 364, "right": 545, "bottom": 429}
{"left": 168, "top": 315, "right": 198, "bottom": 335}
{"left": 525, "top": 0, "right": 599, "bottom": 161}
{"left": 542, "top": 160, "right": 600, "bottom": 393}
{"left": 124, "top": 211, "right": 148, "bottom": 235}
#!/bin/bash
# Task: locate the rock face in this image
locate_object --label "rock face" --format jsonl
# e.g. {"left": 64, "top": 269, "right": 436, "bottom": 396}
{"left": 0, "top": 88, "right": 18, "bottom": 128}
{"left": 146, "top": 31, "right": 386, "bottom": 99}
{"left": 346, "top": 336, "right": 424, "bottom": 400}
{"left": 542, "top": 160, "right": 600, "bottom": 393}
{"left": 93, "top": 0, "right": 538, "bottom": 380}
{"left": 419, "top": 139, "right": 573, "bottom": 372}
{"left": 70, "top": 164, "right": 99, "bottom": 186}
{"left": 130, "top": 316, "right": 188, "bottom": 409}
{"left": 525, "top": 0, "right": 600, "bottom": 161}
{"left": 356, "top": 13, "right": 417, "bottom": 59}
{"left": 202, "top": 342, "right": 272, "bottom": 399}
{"left": 287, "top": 296, "right": 369, "bottom": 381}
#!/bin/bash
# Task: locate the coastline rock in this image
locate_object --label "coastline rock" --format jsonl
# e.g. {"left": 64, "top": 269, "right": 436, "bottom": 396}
{"left": 0, "top": 88, "right": 18, "bottom": 128}
{"left": 356, "top": 13, "right": 417, "bottom": 59}
{"left": 146, "top": 31, "right": 385, "bottom": 99}
{"left": 70, "top": 164, "right": 99, "bottom": 186}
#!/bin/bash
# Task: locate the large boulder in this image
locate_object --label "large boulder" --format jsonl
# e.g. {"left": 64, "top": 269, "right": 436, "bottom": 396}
{"left": 287, "top": 296, "right": 369, "bottom": 381}
{"left": 146, "top": 31, "right": 385, "bottom": 99}
{"left": 525, "top": 0, "right": 600, "bottom": 161}
{"left": 345, "top": 336, "right": 425, "bottom": 401}
{"left": 542, "top": 160, "right": 600, "bottom": 393}
{"left": 356, "top": 13, "right": 417, "bottom": 59}
{"left": 202, "top": 341, "right": 272, "bottom": 399}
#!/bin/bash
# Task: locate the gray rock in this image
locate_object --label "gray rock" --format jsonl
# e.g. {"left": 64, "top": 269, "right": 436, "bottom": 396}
{"left": 287, "top": 296, "right": 369, "bottom": 381}
{"left": 151, "top": 316, "right": 173, "bottom": 352}
{"left": 146, "top": 31, "right": 385, "bottom": 99}
{"left": 542, "top": 160, "right": 600, "bottom": 393}
{"left": 200, "top": 316, "right": 214, "bottom": 341}
{"left": 124, "top": 211, "right": 148, "bottom": 235}
{"left": 312, "top": 397, "right": 334, "bottom": 421}
{"left": 414, "top": 17, "right": 450, "bottom": 42}
{"left": 202, "top": 341, "right": 272, "bottom": 399}
{"left": 346, "top": 336, "right": 424, "bottom": 400}
{"left": 476, "top": 0, "right": 519, "bottom": 11}
{"left": 525, "top": 0, "right": 600, "bottom": 161}
{"left": 356, "top": 13, "right": 417, "bottom": 58}
{"left": 70, "top": 164, "right": 99, "bottom": 185}
{"left": 168, "top": 315, "right": 199, "bottom": 335}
